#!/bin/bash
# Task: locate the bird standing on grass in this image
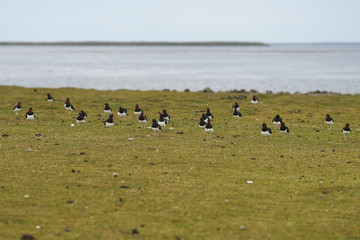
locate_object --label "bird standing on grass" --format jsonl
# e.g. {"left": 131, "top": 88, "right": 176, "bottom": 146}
{"left": 279, "top": 122, "right": 289, "bottom": 137}
{"left": 342, "top": 123, "right": 351, "bottom": 140}
{"left": 198, "top": 117, "right": 207, "bottom": 128}
{"left": 273, "top": 115, "right": 282, "bottom": 128}
{"left": 134, "top": 104, "right": 142, "bottom": 115}
{"left": 104, "top": 114, "right": 117, "bottom": 132}
{"left": 25, "top": 107, "right": 35, "bottom": 120}
{"left": 204, "top": 121, "right": 214, "bottom": 138}
{"left": 233, "top": 109, "right": 242, "bottom": 121}
{"left": 206, "top": 108, "right": 213, "bottom": 121}
{"left": 46, "top": 94, "right": 54, "bottom": 106}
{"left": 117, "top": 107, "right": 127, "bottom": 117}
{"left": 233, "top": 102, "right": 240, "bottom": 111}
{"left": 104, "top": 103, "right": 112, "bottom": 113}
{"left": 76, "top": 112, "right": 86, "bottom": 125}
{"left": 162, "top": 109, "right": 171, "bottom": 122}
{"left": 138, "top": 112, "right": 147, "bottom": 127}
{"left": 251, "top": 96, "right": 259, "bottom": 104}
{"left": 158, "top": 114, "right": 167, "bottom": 129}
{"left": 260, "top": 123, "right": 272, "bottom": 140}
{"left": 64, "top": 98, "right": 75, "bottom": 114}
{"left": 151, "top": 119, "right": 161, "bottom": 135}
{"left": 325, "top": 114, "right": 334, "bottom": 130}
{"left": 13, "top": 102, "right": 22, "bottom": 114}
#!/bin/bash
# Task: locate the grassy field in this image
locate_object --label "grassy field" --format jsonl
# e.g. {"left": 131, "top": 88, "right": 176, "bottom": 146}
{"left": 1, "top": 86, "right": 359, "bottom": 240}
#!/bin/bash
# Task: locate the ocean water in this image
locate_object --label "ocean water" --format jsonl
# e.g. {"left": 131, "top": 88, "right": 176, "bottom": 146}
{"left": 0, "top": 43, "right": 359, "bottom": 93}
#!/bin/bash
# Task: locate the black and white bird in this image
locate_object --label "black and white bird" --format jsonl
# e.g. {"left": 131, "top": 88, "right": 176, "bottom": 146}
{"left": 272, "top": 115, "right": 282, "bottom": 128}
{"left": 325, "top": 114, "right": 334, "bottom": 130}
{"left": 13, "top": 102, "right": 22, "bottom": 114}
{"left": 138, "top": 112, "right": 147, "bottom": 127}
{"left": 251, "top": 95, "right": 259, "bottom": 104}
{"left": 64, "top": 98, "right": 75, "bottom": 113}
{"left": 158, "top": 114, "right": 167, "bottom": 129}
{"left": 260, "top": 123, "right": 272, "bottom": 140}
{"left": 279, "top": 122, "right": 289, "bottom": 137}
{"left": 232, "top": 102, "right": 240, "bottom": 111}
{"left": 76, "top": 112, "right": 86, "bottom": 124}
{"left": 198, "top": 116, "right": 207, "bottom": 128}
{"left": 204, "top": 121, "right": 214, "bottom": 137}
{"left": 151, "top": 119, "right": 161, "bottom": 135}
{"left": 134, "top": 104, "right": 142, "bottom": 115}
{"left": 206, "top": 108, "right": 213, "bottom": 121}
{"left": 104, "top": 114, "right": 117, "bottom": 131}
{"left": 233, "top": 109, "right": 242, "bottom": 121}
{"left": 46, "top": 93, "right": 54, "bottom": 105}
{"left": 201, "top": 113, "right": 209, "bottom": 123}
{"left": 117, "top": 107, "right": 127, "bottom": 117}
{"left": 79, "top": 110, "right": 87, "bottom": 119}
{"left": 342, "top": 123, "right": 351, "bottom": 140}
{"left": 104, "top": 103, "right": 112, "bottom": 113}
{"left": 25, "top": 107, "right": 35, "bottom": 120}
{"left": 161, "top": 109, "right": 171, "bottom": 122}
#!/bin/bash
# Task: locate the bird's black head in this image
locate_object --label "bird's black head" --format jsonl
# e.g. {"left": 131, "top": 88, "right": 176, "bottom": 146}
{"left": 276, "top": 114, "right": 280, "bottom": 118}
{"left": 261, "top": 123, "right": 267, "bottom": 127}
{"left": 109, "top": 114, "right": 114, "bottom": 117}
{"left": 105, "top": 103, "right": 109, "bottom": 106}
{"left": 345, "top": 123, "right": 350, "bottom": 127}
{"left": 152, "top": 119, "right": 157, "bottom": 123}
{"left": 281, "top": 122, "right": 285, "bottom": 126}
{"left": 326, "top": 114, "right": 330, "bottom": 117}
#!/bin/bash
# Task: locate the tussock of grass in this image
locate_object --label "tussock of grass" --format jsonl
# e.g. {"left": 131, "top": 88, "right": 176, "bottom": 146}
{"left": 0, "top": 86, "right": 359, "bottom": 239}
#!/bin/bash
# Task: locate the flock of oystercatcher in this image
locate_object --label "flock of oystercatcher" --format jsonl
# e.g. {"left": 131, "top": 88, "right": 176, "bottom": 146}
{"left": 12, "top": 94, "right": 352, "bottom": 139}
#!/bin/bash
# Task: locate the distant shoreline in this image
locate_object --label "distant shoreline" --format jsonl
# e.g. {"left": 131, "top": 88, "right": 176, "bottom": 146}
{"left": 0, "top": 41, "right": 268, "bottom": 46}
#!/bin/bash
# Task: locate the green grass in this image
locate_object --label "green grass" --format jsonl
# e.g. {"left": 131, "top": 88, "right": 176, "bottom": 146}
{"left": 0, "top": 86, "right": 359, "bottom": 240}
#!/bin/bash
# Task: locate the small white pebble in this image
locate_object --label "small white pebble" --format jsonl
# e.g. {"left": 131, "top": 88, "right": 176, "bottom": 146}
{"left": 225, "top": 199, "right": 229, "bottom": 202}
{"left": 90, "top": 216, "right": 94, "bottom": 219}
{"left": 85, "top": 206, "right": 88, "bottom": 209}
{"left": 247, "top": 181, "right": 253, "bottom": 184}
{"left": 24, "top": 195, "right": 30, "bottom": 198}
{"left": 240, "top": 226, "right": 246, "bottom": 230}
{"left": 128, "top": 138, "right": 134, "bottom": 141}
{"left": 70, "top": 124, "right": 75, "bottom": 127}
{"left": 169, "top": 127, "right": 174, "bottom": 130}
{"left": 35, "top": 225, "right": 41, "bottom": 229}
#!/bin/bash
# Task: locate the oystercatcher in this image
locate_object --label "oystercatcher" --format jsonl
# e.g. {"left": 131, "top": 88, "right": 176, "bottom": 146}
{"left": 104, "top": 103, "right": 112, "bottom": 113}
{"left": 76, "top": 112, "right": 86, "bottom": 124}
{"left": 232, "top": 102, "right": 240, "bottom": 111}
{"left": 204, "top": 121, "right": 214, "bottom": 137}
{"left": 251, "top": 96, "right": 259, "bottom": 104}
{"left": 138, "top": 112, "right": 147, "bottom": 127}
{"left": 134, "top": 104, "right": 142, "bottom": 115}
{"left": 79, "top": 110, "right": 87, "bottom": 119}
{"left": 198, "top": 117, "right": 207, "bottom": 128}
{"left": 117, "top": 107, "right": 127, "bottom": 117}
{"left": 64, "top": 98, "right": 75, "bottom": 114}
{"left": 158, "top": 113, "right": 167, "bottom": 129}
{"left": 273, "top": 115, "right": 282, "bottom": 128}
{"left": 13, "top": 102, "right": 22, "bottom": 114}
{"left": 206, "top": 108, "right": 213, "bottom": 121}
{"left": 162, "top": 109, "right": 171, "bottom": 122}
{"left": 279, "top": 122, "right": 289, "bottom": 137}
{"left": 46, "top": 94, "right": 54, "bottom": 106}
{"left": 342, "top": 123, "right": 351, "bottom": 140}
{"left": 151, "top": 119, "right": 161, "bottom": 135}
{"left": 25, "top": 107, "right": 35, "bottom": 120}
{"left": 233, "top": 109, "right": 242, "bottom": 121}
{"left": 104, "top": 114, "right": 117, "bottom": 132}
{"left": 260, "top": 123, "right": 272, "bottom": 140}
{"left": 325, "top": 114, "right": 334, "bottom": 130}
{"left": 201, "top": 113, "right": 209, "bottom": 123}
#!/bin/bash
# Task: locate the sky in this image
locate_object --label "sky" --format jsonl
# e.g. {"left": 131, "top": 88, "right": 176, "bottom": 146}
{"left": 0, "top": 0, "right": 359, "bottom": 43}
